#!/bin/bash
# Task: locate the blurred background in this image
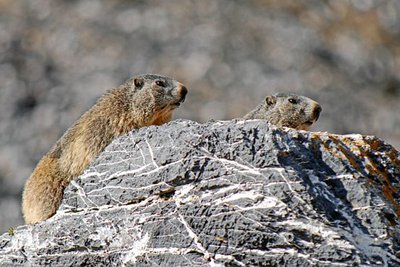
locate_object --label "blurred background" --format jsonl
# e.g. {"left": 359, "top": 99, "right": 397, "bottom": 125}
{"left": 1, "top": 0, "right": 399, "bottom": 232}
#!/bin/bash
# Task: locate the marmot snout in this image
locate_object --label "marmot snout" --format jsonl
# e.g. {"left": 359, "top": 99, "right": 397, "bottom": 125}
{"left": 243, "top": 93, "right": 322, "bottom": 130}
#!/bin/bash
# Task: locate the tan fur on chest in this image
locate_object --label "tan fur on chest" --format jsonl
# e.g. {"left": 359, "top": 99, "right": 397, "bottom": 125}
{"left": 150, "top": 108, "right": 173, "bottom": 126}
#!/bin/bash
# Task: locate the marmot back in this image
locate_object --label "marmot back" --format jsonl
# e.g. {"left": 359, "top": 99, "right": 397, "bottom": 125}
{"left": 243, "top": 93, "right": 321, "bottom": 130}
{"left": 22, "top": 74, "right": 188, "bottom": 224}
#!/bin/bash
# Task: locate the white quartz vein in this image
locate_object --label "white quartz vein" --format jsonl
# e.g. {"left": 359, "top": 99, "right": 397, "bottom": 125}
{"left": 177, "top": 214, "right": 216, "bottom": 265}
{"left": 145, "top": 139, "right": 159, "bottom": 168}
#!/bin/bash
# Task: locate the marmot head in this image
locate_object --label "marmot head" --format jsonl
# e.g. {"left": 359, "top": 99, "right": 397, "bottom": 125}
{"left": 124, "top": 74, "right": 188, "bottom": 125}
{"left": 264, "top": 93, "right": 321, "bottom": 130}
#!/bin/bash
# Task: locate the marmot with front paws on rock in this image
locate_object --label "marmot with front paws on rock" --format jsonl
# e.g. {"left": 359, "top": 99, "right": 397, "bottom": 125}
{"left": 22, "top": 74, "right": 188, "bottom": 224}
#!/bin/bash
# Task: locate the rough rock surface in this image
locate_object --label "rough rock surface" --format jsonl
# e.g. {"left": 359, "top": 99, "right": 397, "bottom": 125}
{"left": 1, "top": 120, "right": 399, "bottom": 266}
{"left": 2, "top": 0, "right": 400, "bottom": 233}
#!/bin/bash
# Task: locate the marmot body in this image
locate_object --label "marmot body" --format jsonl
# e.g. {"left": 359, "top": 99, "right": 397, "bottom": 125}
{"left": 22, "top": 74, "right": 188, "bottom": 224}
{"left": 244, "top": 93, "right": 321, "bottom": 130}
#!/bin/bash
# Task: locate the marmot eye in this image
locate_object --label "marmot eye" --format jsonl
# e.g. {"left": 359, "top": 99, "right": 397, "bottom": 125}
{"left": 288, "top": 98, "right": 298, "bottom": 104}
{"left": 155, "top": 80, "right": 165, "bottom": 87}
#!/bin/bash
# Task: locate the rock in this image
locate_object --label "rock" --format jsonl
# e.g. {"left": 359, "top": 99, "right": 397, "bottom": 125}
{"left": 2, "top": 0, "right": 400, "bottom": 233}
{"left": 0, "top": 119, "right": 399, "bottom": 266}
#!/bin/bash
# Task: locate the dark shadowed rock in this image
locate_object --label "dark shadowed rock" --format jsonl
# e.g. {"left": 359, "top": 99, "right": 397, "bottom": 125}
{"left": 0, "top": 120, "right": 399, "bottom": 266}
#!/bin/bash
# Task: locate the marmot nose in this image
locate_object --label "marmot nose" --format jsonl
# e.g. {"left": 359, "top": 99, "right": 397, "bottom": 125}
{"left": 178, "top": 85, "right": 188, "bottom": 100}
{"left": 314, "top": 105, "right": 322, "bottom": 121}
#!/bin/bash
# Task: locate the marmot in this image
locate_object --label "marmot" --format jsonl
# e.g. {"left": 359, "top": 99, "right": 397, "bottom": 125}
{"left": 243, "top": 93, "right": 321, "bottom": 130}
{"left": 22, "top": 74, "right": 188, "bottom": 224}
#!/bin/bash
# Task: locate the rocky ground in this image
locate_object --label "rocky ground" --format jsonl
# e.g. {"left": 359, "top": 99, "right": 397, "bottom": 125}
{"left": 0, "top": 0, "right": 400, "bottom": 232}
{"left": 0, "top": 120, "right": 399, "bottom": 266}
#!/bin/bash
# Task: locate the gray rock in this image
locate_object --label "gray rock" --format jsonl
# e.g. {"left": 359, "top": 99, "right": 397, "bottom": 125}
{"left": 0, "top": 120, "right": 399, "bottom": 266}
{"left": 2, "top": 0, "right": 400, "bottom": 233}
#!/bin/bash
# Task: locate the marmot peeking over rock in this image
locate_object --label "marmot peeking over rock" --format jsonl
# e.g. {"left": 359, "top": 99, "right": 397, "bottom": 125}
{"left": 243, "top": 93, "right": 321, "bottom": 130}
{"left": 22, "top": 74, "right": 188, "bottom": 224}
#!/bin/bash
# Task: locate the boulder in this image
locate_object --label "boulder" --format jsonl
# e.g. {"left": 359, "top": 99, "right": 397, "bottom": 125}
{"left": 0, "top": 120, "right": 399, "bottom": 266}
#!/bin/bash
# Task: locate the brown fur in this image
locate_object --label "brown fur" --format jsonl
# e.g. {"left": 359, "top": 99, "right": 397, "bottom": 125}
{"left": 22, "top": 74, "right": 188, "bottom": 224}
{"left": 243, "top": 93, "right": 321, "bottom": 130}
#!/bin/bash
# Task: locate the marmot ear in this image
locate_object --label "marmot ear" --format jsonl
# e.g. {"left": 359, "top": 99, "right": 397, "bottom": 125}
{"left": 134, "top": 78, "right": 144, "bottom": 89}
{"left": 265, "top": 95, "right": 276, "bottom": 106}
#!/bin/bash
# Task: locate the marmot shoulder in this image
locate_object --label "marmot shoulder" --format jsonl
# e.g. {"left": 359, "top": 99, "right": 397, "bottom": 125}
{"left": 243, "top": 93, "right": 321, "bottom": 130}
{"left": 22, "top": 74, "right": 188, "bottom": 224}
